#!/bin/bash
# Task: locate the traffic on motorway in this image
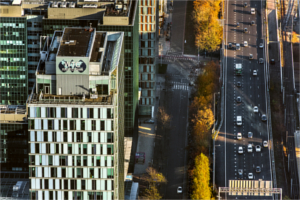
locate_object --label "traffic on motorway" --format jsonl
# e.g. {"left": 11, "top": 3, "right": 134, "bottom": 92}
{"left": 224, "top": 0, "right": 272, "bottom": 186}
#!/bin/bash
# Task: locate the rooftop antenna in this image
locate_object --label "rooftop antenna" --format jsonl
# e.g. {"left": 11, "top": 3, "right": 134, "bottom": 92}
{"left": 89, "top": 23, "right": 93, "bottom": 32}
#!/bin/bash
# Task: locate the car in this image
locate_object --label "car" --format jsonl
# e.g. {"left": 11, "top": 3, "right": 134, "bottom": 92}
{"left": 249, "top": 54, "right": 253, "bottom": 59}
{"left": 238, "top": 169, "right": 243, "bottom": 179}
{"left": 144, "top": 119, "right": 154, "bottom": 124}
{"left": 237, "top": 132, "right": 242, "bottom": 140}
{"left": 259, "top": 58, "right": 264, "bottom": 64}
{"left": 236, "top": 43, "right": 240, "bottom": 50}
{"left": 237, "top": 82, "right": 241, "bottom": 87}
{"left": 253, "top": 106, "right": 258, "bottom": 113}
{"left": 270, "top": 59, "right": 275, "bottom": 64}
{"left": 228, "top": 43, "right": 232, "bottom": 48}
{"left": 237, "top": 22, "right": 240, "bottom": 27}
{"left": 259, "top": 43, "right": 264, "bottom": 48}
{"left": 238, "top": 169, "right": 243, "bottom": 175}
{"left": 244, "top": 28, "right": 248, "bottom": 33}
{"left": 177, "top": 186, "right": 182, "bottom": 193}
{"left": 261, "top": 114, "right": 267, "bottom": 121}
{"left": 255, "top": 145, "right": 261, "bottom": 152}
{"left": 244, "top": 41, "right": 248, "bottom": 47}
{"left": 263, "top": 141, "right": 268, "bottom": 147}
{"left": 251, "top": 21, "right": 255, "bottom": 26}
{"left": 236, "top": 96, "right": 242, "bottom": 103}
{"left": 248, "top": 132, "right": 253, "bottom": 138}
{"left": 244, "top": 2, "right": 247, "bottom": 7}
{"left": 253, "top": 70, "right": 257, "bottom": 76}
{"left": 247, "top": 144, "right": 253, "bottom": 152}
{"left": 256, "top": 166, "right": 261, "bottom": 173}
{"left": 248, "top": 173, "right": 254, "bottom": 179}
{"left": 189, "top": 81, "right": 195, "bottom": 86}
{"left": 251, "top": 8, "right": 255, "bottom": 14}
{"left": 238, "top": 146, "right": 243, "bottom": 154}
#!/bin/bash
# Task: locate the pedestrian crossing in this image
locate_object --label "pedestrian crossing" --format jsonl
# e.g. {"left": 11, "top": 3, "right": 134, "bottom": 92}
{"left": 171, "top": 81, "right": 189, "bottom": 90}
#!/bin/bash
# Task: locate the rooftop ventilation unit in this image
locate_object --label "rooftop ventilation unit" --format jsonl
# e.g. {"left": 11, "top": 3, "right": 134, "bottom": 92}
{"left": 115, "top": 3, "right": 123, "bottom": 10}
{"left": 52, "top": 2, "right": 58, "bottom": 7}
{"left": 68, "top": 2, "right": 75, "bottom": 7}
{"left": 40, "top": 51, "right": 48, "bottom": 61}
{"left": 60, "top": 2, "right": 67, "bottom": 7}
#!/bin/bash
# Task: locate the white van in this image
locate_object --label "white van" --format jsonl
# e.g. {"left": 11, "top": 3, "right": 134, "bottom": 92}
{"left": 237, "top": 116, "right": 242, "bottom": 126}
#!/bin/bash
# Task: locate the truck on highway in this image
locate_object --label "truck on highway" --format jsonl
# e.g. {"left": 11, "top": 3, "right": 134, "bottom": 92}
{"left": 235, "top": 63, "right": 242, "bottom": 75}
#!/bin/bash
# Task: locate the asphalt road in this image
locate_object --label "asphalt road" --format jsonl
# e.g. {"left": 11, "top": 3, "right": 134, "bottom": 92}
{"left": 216, "top": 0, "right": 273, "bottom": 198}
{"left": 160, "top": 67, "right": 189, "bottom": 199}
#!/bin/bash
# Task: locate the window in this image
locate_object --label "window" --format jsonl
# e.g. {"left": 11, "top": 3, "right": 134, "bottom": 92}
{"left": 72, "top": 108, "right": 78, "bottom": 118}
{"left": 88, "top": 132, "right": 92, "bottom": 142}
{"left": 92, "top": 120, "right": 96, "bottom": 131}
{"left": 100, "top": 121, "right": 105, "bottom": 131}
{"left": 107, "top": 133, "right": 114, "bottom": 143}
{"left": 61, "top": 108, "right": 67, "bottom": 118}
{"left": 48, "top": 156, "right": 53, "bottom": 166}
{"left": 63, "top": 132, "right": 67, "bottom": 142}
{"left": 81, "top": 120, "right": 85, "bottom": 130}
{"left": 70, "top": 120, "right": 76, "bottom": 130}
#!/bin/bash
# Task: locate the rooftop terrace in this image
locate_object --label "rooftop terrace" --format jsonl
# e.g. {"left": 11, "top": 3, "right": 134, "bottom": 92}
{"left": 57, "top": 28, "right": 94, "bottom": 57}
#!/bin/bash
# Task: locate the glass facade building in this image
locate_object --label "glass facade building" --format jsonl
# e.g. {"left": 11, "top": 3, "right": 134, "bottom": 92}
{"left": 41, "top": 0, "right": 139, "bottom": 136}
{"left": 138, "top": 0, "right": 158, "bottom": 116}
{"left": 28, "top": 28, "right": 125, "bottom": 200}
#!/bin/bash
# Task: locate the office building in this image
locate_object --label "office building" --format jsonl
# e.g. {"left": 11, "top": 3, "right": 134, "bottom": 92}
{"left": 42, "top": 0, "right": 139, "bottom": 136}
{"left": 28, "top": 28, "right": 125, "bottom": 199}
{"left": 138, "top": 0, "right": 158, "bottom": 116}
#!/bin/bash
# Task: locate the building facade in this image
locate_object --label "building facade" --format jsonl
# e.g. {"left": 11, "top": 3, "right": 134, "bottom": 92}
{"left": 28, "top": 28, "right": 125, "bottom": 199}
{"left": 138, "top": 0, "right": 158, "bottom": 116}
{"left": 41, "top": 0, "right": 139, "bottom": 136}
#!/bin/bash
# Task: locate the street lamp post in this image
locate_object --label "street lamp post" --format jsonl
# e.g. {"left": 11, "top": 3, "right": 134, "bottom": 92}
{"left": 213, "top": 91, "right": 220, "bottom": 191}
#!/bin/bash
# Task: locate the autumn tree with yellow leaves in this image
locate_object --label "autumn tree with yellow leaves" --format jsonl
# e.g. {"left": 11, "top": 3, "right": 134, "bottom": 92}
{"left": 191, "top": 153, "right": 212, "bottom": 199}
{"left": 192, "top": 0, "right": 223, "bottom": 52}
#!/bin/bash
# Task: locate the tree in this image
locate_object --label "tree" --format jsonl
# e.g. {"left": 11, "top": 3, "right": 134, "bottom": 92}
{"left": 292, "top": 31, "right": 299, "bottom": 43}
{"left": 192, "top": 0, "right": 223, "bottom": 52}
{"left": 146, "top": 167, "right": 167, "bottom": 184}
{"left": 157, "top": 107, "right": 171, "bottom": 129}
{"left": 191, "top": 153, "right": 212, "bottom": 199}
{"left": 144, "top": 185, "right": 162, "bottom": 199}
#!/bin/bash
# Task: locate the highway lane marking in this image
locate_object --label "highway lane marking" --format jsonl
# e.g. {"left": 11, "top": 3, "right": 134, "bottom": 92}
{"left": 260, "top": 132, "right": 261, "bottom": 136}
{"left": 261, "top": 153, "right": 263, "bottom": 157}
{"left": 258, "top": 95, "right": 259, "bottom": 98}
{"left": 250, "top": 86, "right": 251, "bottom": 89}
{"left": 258, "top": 86, "right": 259, "bottom": 88}
{"left": 262, "top": 164, "right": 263, "bottom": 168}
{"left": 250, "top": 95, "right": 252, "bottom": 97}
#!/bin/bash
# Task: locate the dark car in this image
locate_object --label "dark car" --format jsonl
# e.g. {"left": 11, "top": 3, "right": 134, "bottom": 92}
{"left": 244, "top": 2, "right": 247, "bottom": 7}
{"left": 237, "top": 82, "right": 241, "bottom": 87}
{"left": 236, "top": 22, "right": 240, "bottom": 27}
{"left": 261, "top": 114, "right": 267, "bottom": 121}
{"left": 244, "top": 28, "right": 248, "bottom": 33}
{"left": 144, "top": 119, "right": 154, "bottom": 124}
{"left": 228, "top": 43, "right": 232, "bottom": 48}
{"left": 256, "top": 166, "right": 261, "bottom": 173}
{"left": 270, "top": 59, "right": 275, "bottom": 64}
{"left": 249, "top": 54, "right": 253, "bottom": 60}
{"left": 251, "top": 21, "right": 255, "bottom": 26}
{"left": 236, "top": 96, "right": 242, "bottom": 103}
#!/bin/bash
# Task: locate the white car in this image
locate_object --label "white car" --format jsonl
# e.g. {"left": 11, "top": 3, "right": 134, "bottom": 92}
{"left": 237, "top": 132, "right": 242, "bottom": 140}
{"left": 248, "top": 132, "right": 253, "bottom": 138}
{"left": 244, "top": 41, "right": 248, "bottom": 47}
{"left": 247, "top": 144, "right": 253, "bottom": 152}
{"left": 255, "top": 145, "right": 261, "bottom": 152}
{"left": 236, "top": 43, "right": 240, "bottom": 50}
{"left": 253, "top": 106, "right": 258, "bottom": 113}
{"left": 251, "top": 8, "right": 255, "bottom": 14}
{"left": 177, "top": 186, "right": 182, "bottom": 193}
{"left": 248, "top": 173, "right": 254, "bottom": 179}
{"left": 263, "top": 141, "right": 268, "bottom": 147}
{"left": 259, "top": 43, "right": 264, "bottom": 48}
{"left": 253, "top": 70, "right": 257, "bottom": 76}
{"left": 238, "top": 146, "right": 243, "bottom": 154}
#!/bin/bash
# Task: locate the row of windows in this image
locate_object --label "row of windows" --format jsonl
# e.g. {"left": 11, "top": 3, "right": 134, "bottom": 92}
{"left": 0, "top": 74, "right": 26, "bottom": 79}
{"left": 140, "top": 73, "right": 154, "bottom": 81}
{"left": 139, "top": 65, "right": 155, "bottom": 73}
{"left": 29, "top": 107, "right": 113, "bottom": 119}
{"left": 139, "top": 82, "right": 155, "bottom": 89}
{"left": 0, "top": 66, "right": 26, "bottom": 71}
{"left": 29, "top": 119, "right": 114, "bottom": 131}
{"left": 0, "top": 57, "right": 26, "bottom": 62}
{"left": 141, "top": 90, "right": 154, "bottom": 97}
{"left": 30, "top": 190, "right": 114, "bottom": 200}
{"left": 30, "top": 178, "right": 114, "bottom": 191}
{"left": 140, "top": 40, "right": 155, "bottom": 48}
{"left": 30, "top": 131, "right": 114, "bottom": 143}
{"left": 140, "top": 49, "right": 155, "bottom": 56}
{"left": 0, "top": 31, "right": 21, "bottom": 37}
{"left": 140, "top": 15, "right": 156, "bottom": 23}
{"left": 31, "top": 143, "right": 114, "bottom": 155}
{"left": 29, "top": 155, "right": 114, "bottom": 168}
{"left": 140, "top": 7, "right": 156, "bottom": 15}
{"left": 140, "top": 32, "right": 155, "bottom": 40}
{"left": 140, "top": 0, "right": 156, "bottom": 6}
{"left": 1, "top": 83, "right": 26, "bottom": 88}
{"left": 140, "top": 24, "right": 155, "bottom": 32}
{"left": 0, "top": 40, "right": 25, "bottom": 45}
{"left": 0, "top": 23, "right": 25, "bottom": 28}
{"left": 139, "top": 98, "right": 154, "bottom": 105}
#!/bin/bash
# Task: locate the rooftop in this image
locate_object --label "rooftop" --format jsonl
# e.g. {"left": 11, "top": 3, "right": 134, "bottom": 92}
{"left": 57, "top": 28, "right": 94, "bottom": 57}
{"left": 28, "top": 92, "right": 114, "bottom": 105}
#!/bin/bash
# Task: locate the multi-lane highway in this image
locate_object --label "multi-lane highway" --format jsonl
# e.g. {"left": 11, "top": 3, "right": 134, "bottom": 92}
{"left": 216, "top": 0, "right": 273, "bottom": 198}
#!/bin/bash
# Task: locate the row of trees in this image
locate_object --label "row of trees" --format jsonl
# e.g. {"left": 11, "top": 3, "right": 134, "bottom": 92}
{"left": 189, "top": 61, "right": 220, "bottom": 199}
{"left": 192, "top": 0, "right": 223, "bottom": 52}
{"left": 143, "top": 167, "right": 167, "bottom": 199}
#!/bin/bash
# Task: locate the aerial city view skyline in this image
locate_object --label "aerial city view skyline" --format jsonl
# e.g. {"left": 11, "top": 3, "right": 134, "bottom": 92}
{"left": 0, "top": 0, "right": 299, "bottom": 199}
